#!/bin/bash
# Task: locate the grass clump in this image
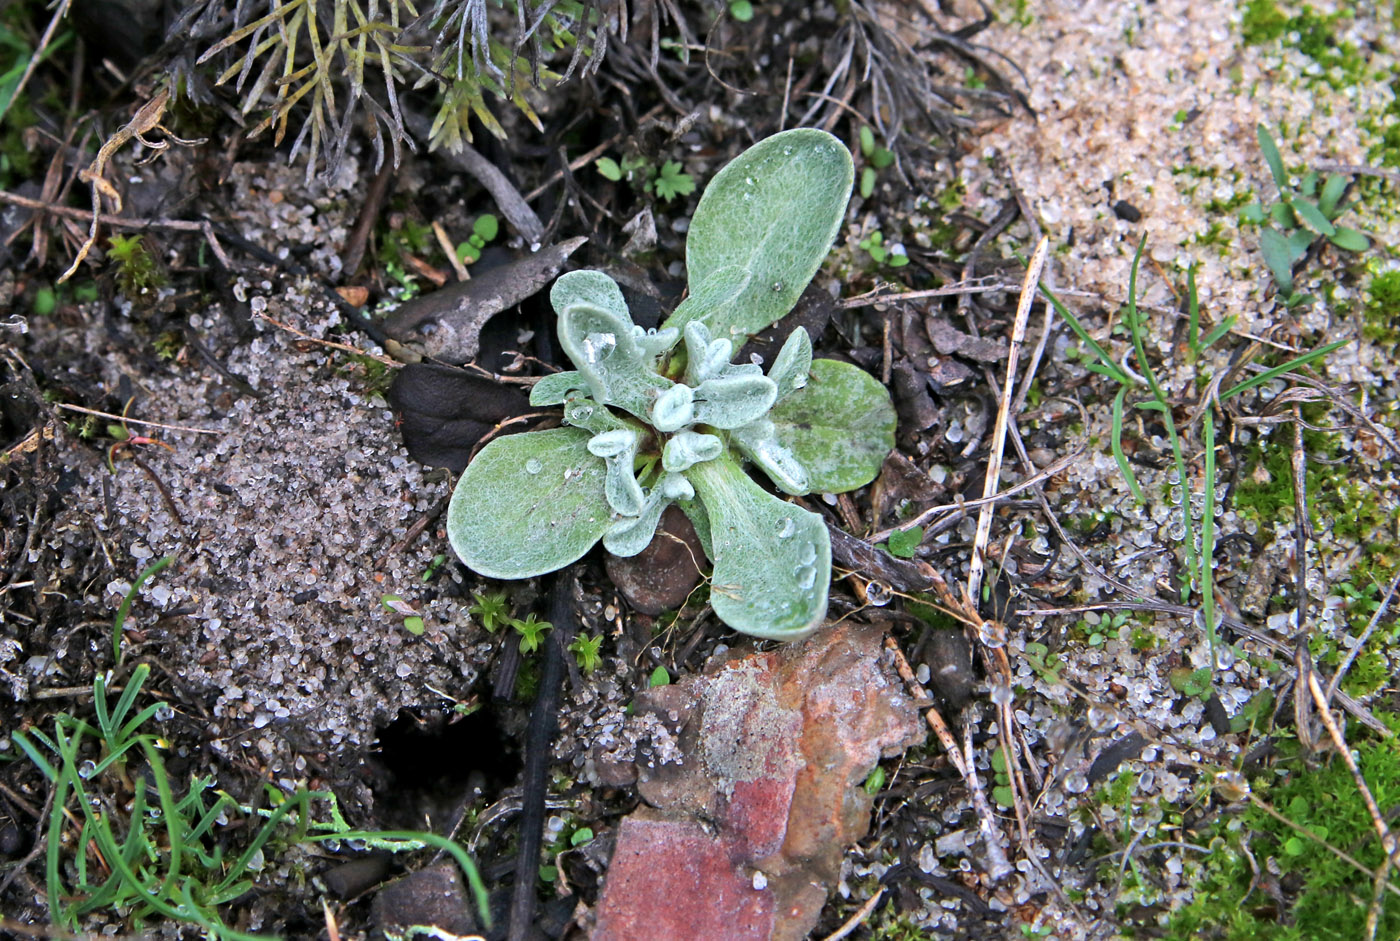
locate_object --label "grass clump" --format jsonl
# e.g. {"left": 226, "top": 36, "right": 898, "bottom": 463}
{"left": 11, "top": 664, "right": 489, "bottom": 937}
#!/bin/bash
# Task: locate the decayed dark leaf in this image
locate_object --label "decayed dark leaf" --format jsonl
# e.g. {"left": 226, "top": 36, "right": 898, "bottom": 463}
{"left": 386, "top": 363, "right": 531, "bottom": 472}
{"left": 383, "top": 237, "right": 586, "bottom": 363}
{"left": 826, "top": 524, "right": 939, "bottom": 594}
{"left": 924, "top": 315, "right": 1006, "bottom": 362}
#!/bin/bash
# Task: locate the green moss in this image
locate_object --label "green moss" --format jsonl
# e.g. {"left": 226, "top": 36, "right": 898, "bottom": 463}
{"left": 1362, "top": 269, "right": 1400, "bottom": 345}
{"left": 1241, "top": 0, "right": 1288, "bottom": 44}
{"left": 1166, "top": 737, "right": 1400, "bottom": 939}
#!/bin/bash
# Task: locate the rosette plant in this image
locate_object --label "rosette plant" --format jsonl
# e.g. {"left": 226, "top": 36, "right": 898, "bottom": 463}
{"left": 447, "top": 129, "right": 896, "bottom": 639}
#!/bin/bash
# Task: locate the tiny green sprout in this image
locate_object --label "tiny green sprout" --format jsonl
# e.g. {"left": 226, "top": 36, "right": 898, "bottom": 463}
{"left": 858, "top": 230, "right": 908, "bottom": 267}
{"left": 648, "top": 666, "right": 671, "bottom": 687}
{"left": 448, "top": 130, "right": 896, "bottom": 641}
{"left": 539, "top": 864, "right": 558, "bottom": 883}
{"left": 728, "top": 0, "right": 754, "bottom": 21}
{"left": 595, "top": 156, "right": 624, "bottom": 181}
{"left": 32, "top": 284, "right": 56, "bottom": 316}
{"left": 1248, "top": 124, "right": 1370, "bottom": 302}
{"left": 570, "top": 827, "right": 595, "bottom": 847}
{"left": 421, "top": 553, "right": 447, "bottom": 582}
{"left": 382, "top": 593, "right": 425, "bottom": 635}
{"left": 568, "top": 633, "right": 604, "bottom": 674}
{"left": 511, "top": 613, "right": 552, "bottom": 654}
{"left": 885, "top": 525, "right": 923, "bottom": 559}
{"left": 648, "top": 160, "right": 695, "bottom": 202}
{"left": 456, "top": 214, "right": 499, "bottom": 264}
{"left": 468, "top": 590, "right": 510, "bottom": 632}
{"left": 106, "top": 233, "right": 165, "bottom": 298}
{"left": 862, "top": 766, "right": 886, "bottom": 795}
{"left": 857, "top": 126, "right": 895, "bottom": 199}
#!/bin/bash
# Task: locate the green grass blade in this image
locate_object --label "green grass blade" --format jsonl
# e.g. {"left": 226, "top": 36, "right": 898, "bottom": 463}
{"left": 1187, "top": 263, "right": 1200, "bottom": 359}
{"left": 1201, "top": 409, "right": 1219, "bottom": 672}
{"left": 1111, "top": 385, "right": 1144, "bottom": 503}
{"left": 311, "top": 829, "right": 492, "bottom": 928}
{"left": 107, "top": 663, "right": 152, "bottom": 740}
{"left": 11, "top": 729, "right": 58, "bottom": 781}
{"left": 112, "top": 555, "right": 176, "bottom": 665}
{"left": 1220, "top": 338, "right": 1350, "bottom": 400}
{"left": 1038, "top": 282, "right": 1135, "bottom": 386}
{"left": 1200, "top": 316, "right": 1236, "bottom": 349}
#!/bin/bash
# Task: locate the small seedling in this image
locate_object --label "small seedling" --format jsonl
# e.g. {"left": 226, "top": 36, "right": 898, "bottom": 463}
{"left": 1042, "top": 237, "right": 1347, "bottom": 672}
{"left": 106, "top": 233, "right": 166, "bottom": 299}
{"left": 858, "top": 230, "right": 909, "bottom": 267}
{"left": 862, "top": 766, "right": 886, "bottom": 795}
{"left": 382, "top": 593, "right": 426, "bottom": 635}
{"left": 455, "top": 214, "right": 499, "bottom": 264}
{"left": 648, "top": 665, "right": 671, "bottom": 687}
{"left": 568, "top": 633, "right": 603, "bottom": 673}
{"left": 511, "top": 613, "right": 552, "bottom": 654}
{"left": 596, "top": 154, "right": 695, "bottom": 203}
{"left": 857, "top": 125, "right": 895, "bottom": 199}
{"left": 885, "top": 525, "right": 923, "bottom": 559}
{"left": 450, "top": 130, "right": 897, "bottom": 639}
{"left": 1244, "top": 124, "right": 1369, "bottom": 304}
{"left": 468, "top": 590, "right": 510, "bottom": 632}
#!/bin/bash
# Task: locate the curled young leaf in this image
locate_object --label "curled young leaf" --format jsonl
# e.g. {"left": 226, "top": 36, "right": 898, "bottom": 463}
{"left": 448, "top": 428, "right": 613, "bottom": 579}
{"left": 651, "top": 383, "right": 696, "bottom": 433}
{"left": 662, "top": 430, "right": 723, "bottom": 473}
{"left": 688, "top": 454, "right": 830, "bottom": 640}
{"left": 691, "top": 373, "right": 779, "bottom": 429}
{"left": 558, "top": 301, "right": 674, "bottom": 419}
{"left": 603, "top": 473, "right": 696, "bottom": 558}
{"left": 588, "top": 428, "right": 645, "bottom": 517}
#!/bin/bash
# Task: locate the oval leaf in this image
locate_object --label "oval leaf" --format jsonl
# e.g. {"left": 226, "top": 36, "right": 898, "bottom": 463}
{"left": 1289, "top": 197, "right": 1336, "bottom": 237}
{"left": 448, "top": 428, "right": 612, "bottom": 578}
{"left": 766, "top": 358, "right": 895, "bottom": 493}
{"left": 688, "top": 455, "right": 830, "bottom": 640}
{"left": 667, "top": 129, "right": 854, "bottom": 348}
{"left": 551, "top": 269, "right": 630, "bottom": 322}
{"left": 1329, "top": 226, "right": 1369, "bottom": 252}
{"left": 530, "top": 370, "right": 587, "bottom": 406}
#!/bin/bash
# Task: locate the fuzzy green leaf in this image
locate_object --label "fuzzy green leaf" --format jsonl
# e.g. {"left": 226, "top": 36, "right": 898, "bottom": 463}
{"left": 557, "top": 301, "right": 673, "bottom": 419}
{"left": 688, "top": 455, "right": 830, "bottom": 640}
{"left": 764, "top": 358, "right": 895, "bottom": 493}
{"left": 447, "top": 428, "right": 612, "bottom": 579}
{"left": 667, "top": 265, "right": 753, "bottom": 343}
{"left": 666, "top": 128, "right": 853, "bottom": 349}
{"left": 530, "top": 371, "right": 587, "bottom": 406}
{"left": 552, "top": 269, "right": 630, "bottom": 321}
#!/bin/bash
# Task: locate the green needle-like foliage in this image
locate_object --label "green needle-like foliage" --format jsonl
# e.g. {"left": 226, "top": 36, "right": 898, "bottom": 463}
{"left": 190, "top": 0, "right": 604, "bottom": 175}
{"left": 447, "top": 129, "right": 897, "bottom": 640}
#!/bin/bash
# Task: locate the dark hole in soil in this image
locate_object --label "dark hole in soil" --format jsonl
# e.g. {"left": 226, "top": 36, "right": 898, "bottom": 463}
{"left": 371, "top": 703, "right": 521, "bottom": 819}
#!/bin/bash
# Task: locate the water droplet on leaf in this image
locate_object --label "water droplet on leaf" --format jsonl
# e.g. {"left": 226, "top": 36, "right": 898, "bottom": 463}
{"left": 525, "top": 458, "right": 543, "bottom": 474}
{"left": 776, "top": 517, "right": 796, "bottom": 538}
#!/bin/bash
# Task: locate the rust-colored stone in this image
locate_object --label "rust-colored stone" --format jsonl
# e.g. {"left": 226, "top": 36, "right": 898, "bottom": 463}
{"left": 592, "top": 623, "right": 925, "bottom": 941}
